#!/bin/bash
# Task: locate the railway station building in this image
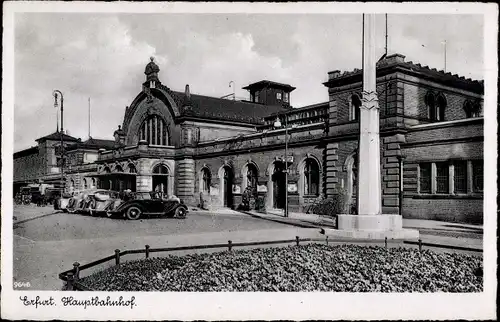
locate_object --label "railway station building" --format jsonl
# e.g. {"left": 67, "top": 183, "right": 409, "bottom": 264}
{"left": 13, "top": 54, "right": 484, "bottom": 223}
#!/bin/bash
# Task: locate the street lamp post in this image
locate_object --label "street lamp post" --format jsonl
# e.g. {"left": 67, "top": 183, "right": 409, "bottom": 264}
{"left": 53, "top": 90, "right": 64, "bottom": 196}
{"left": 274, "top": 114, "right": 289, "bottom": 217}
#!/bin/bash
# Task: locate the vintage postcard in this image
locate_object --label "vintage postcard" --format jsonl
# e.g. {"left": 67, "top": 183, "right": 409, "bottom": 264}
{"left": 1, "top": 1, "right": 497, "bottom": 320}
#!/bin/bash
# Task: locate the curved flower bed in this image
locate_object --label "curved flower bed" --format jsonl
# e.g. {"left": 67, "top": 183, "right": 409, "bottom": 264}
{"left": 81, "top": 244, "right": 482, "bottom": 292}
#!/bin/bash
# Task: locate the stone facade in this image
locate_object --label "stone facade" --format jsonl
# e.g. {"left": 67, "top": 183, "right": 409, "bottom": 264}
{"left": 13, "top": 54, "right": 484, "bottom": 223}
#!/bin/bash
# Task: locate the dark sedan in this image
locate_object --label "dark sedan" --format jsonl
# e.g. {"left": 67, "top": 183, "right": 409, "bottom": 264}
{"left": 106, "top": 191, "right": 188, "bottom": 220}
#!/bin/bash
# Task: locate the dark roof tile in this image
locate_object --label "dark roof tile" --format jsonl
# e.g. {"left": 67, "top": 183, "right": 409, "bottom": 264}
{"left": 170, "top": 91, "right": 289, "bottom": 124}
{"left": 66, "top": 137, "right": 116, "bottom": 151}
{"left": 35, "top": 131, "right": 79, "bottom": 142}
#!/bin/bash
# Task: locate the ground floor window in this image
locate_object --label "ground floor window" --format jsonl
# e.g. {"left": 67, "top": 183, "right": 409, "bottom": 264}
{"left": 435, "top": 162, "right": 449, "bottom": 194}
{"left": 419, "top": 163, "right": 431, "bottom": 193}
{"left": 201, "top": 168, "right": 211, "bottom": 193}
{"left": 304, "top": 158, "right": 320, "bottom": 196}
{"left": 454, "top": 161, "right": 467, "bottom": 193}
{"left": 472, "top": 160, "right": 483, "bottom": 192}
{"left": 418, "top": 160, "right": 483, "bottom": 195}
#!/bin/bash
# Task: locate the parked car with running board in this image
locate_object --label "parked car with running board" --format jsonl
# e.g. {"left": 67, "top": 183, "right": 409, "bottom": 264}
{"left": 106, "top": 191, "right": 188, "bottom": 220}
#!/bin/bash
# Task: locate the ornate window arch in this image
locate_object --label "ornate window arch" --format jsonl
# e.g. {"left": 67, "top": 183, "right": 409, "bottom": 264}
{"left": 83, "top": 178, "right": 88, "bottom": 189}
{"left": 303, "top": 157, "right": 320, "bottom": 196}
{"left": 115, "top": 164, "right": 124, "bottom": 173}
{"left": 139, "top": 115, "right": 169, "bottom": 146}
{"left": 350, "top": 94, "right": 362, "bottom": 121}
{"left": 153, "top": 164, "right": 169, "bottom": 174}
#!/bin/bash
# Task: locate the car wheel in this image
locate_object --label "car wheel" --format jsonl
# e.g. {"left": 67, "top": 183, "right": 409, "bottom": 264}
{"left": 175, "top": 207, "right": 187, "bottom": 219}
{"left": 126, "top": 206, "right": 142, "bottom": 220}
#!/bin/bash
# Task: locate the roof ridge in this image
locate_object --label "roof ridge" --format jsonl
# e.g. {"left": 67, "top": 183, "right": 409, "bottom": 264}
{"left": 329, "top": 55, "right": 483, "bottom": 84}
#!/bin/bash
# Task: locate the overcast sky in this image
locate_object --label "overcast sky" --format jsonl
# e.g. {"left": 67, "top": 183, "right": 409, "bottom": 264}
{"left": 13, "top": 12, "right": 484, "bottom": 151}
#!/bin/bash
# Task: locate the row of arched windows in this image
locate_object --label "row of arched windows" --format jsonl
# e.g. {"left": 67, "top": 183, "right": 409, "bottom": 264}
{"left": 350, "top": 91, "right": 482, "bottom": 123}
{"left": 199, "top": 158, "right": 321, "bottom": 196}
{"left": 103, "top": 164, "right": 137, "bottom": 174}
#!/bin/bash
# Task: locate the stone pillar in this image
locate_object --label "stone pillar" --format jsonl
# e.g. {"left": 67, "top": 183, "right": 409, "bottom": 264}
{"left": 330, "top": 14, "right": 418, "bottom": 240}
{"left": 176, "top": 158, "right": 196, "bottom": 206}
{"left": 356, "top": 13, "right": 382, "bottom": 216}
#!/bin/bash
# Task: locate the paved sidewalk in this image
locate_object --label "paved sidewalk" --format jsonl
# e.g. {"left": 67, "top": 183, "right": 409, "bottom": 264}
{"left": 193, "top": 208, "right": 483, "bottom": 250}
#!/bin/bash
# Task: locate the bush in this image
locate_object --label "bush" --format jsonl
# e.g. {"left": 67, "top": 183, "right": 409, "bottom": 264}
{"left": 81, "top": 244, "right": 483, "bottom": 292}
{"left": 255, "top": 195, "right": 266, "bottom": 213}
{"left": 310, "top": 189, "right": 349, "bottom": 218}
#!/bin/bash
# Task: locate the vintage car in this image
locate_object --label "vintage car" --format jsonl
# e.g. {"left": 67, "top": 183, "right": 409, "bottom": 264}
{"left": 106, "top": 191, "right": 188, "bottom": 220}
{"left": 66, "top": 190, "right": 96, "bottom": 213}
{"left": 86, "top": 190, "right": 119, "bottom": 216}
{"left": 54, "top": 192, "right": 75, "bottom": 212}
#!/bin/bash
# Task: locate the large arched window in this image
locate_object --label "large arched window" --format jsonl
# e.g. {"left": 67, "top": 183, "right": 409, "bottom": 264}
{"left": 201, "top": 168, "right": 211, "bottom": 193}
{"left": 139, "top": 115, "right": 169, "bottom": 146}
{"left": 304, "top": 158, "right": 320, "bottom": 196}
{"left": 246, "top": 164, "right": 258, "bottom": 192}
{"left": 350, "top": 94, "right": 362, "bottom": 121}
{"left": 83, "top": 178, "right": 88, "bottom": 189}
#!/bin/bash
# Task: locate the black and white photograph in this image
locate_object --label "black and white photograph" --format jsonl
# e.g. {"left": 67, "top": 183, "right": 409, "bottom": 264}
{"left": 1, "top": 2, "right": 497, "bottom": 320}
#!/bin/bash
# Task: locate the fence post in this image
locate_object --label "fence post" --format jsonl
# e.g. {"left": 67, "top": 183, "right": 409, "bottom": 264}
{"left": 66, "top": 272, "right": 75, "bottom": 291}
{"left": 418, "top": 239, "right": 422, "bottom": 251}
{"left": 115, "top": 249, "right": 120, "bottom": 266}
{"left": 384, "top": 237, "right": 388, "bottom": 249}
{"left": 145, "top": 245, "right": 150, "bottom": 259}
{"left": 228, "top": 240, "right": 232, "bottom": 251}
{"left": 296, "top": 236, "right": 300, "bottom": 246}
{"left": 326, "top": 236, "right": 329, "bottom": 246}
{"left": 73, "top": 262, "right": 80, "bottom": 280}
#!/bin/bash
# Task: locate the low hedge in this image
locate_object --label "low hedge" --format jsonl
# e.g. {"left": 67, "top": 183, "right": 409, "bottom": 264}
{"left": 80, "top": 244, "right": 482, "bottom": 292}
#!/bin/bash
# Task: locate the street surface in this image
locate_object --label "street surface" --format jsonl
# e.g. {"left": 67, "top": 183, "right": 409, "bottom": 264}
{"left": 12, "top": 205, "right": 323, "bottom": 290}
{"left": 10, "top": 204, "right": 484, "bottom": 291}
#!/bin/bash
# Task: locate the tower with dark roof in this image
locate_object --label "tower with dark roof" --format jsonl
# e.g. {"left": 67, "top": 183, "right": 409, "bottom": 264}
{"left": 243, "top": 80, "right": 296, "bottom": 108}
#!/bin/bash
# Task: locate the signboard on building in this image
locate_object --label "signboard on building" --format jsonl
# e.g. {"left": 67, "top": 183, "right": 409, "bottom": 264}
{"left": 257, "top": 185, "right": 267, "bottom": 192}
{"left": 288, "top": 183, "right": 297, "bottom": 193}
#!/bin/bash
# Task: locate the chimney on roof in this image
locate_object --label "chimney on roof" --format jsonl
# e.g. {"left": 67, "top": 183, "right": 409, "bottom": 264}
{"left": 328, "top": 70, "right": 341, "bottom": 80}
{"left": 385, "top": 53, "right": 406, "bottom": 64}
